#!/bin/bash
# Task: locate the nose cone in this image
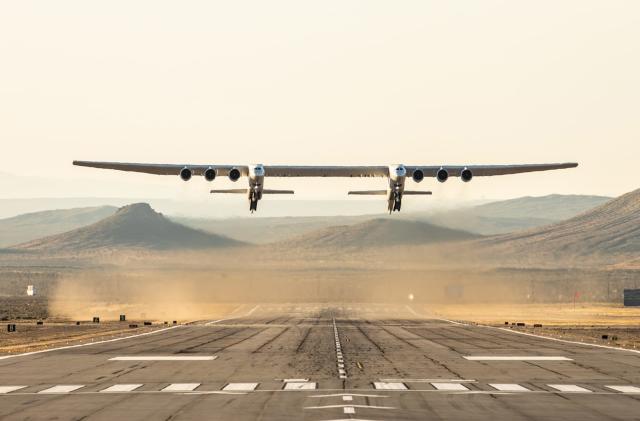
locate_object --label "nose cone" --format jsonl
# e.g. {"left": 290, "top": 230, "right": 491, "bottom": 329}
{"left": 395, "top": 165, "right": 407, "bottom": 177}
{"left": 252, "top": 165, "right": 265, "bottom": 177}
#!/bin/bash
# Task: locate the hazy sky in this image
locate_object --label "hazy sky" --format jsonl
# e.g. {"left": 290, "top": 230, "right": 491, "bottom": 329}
{"left": 1, "top": 1, "right": 639, "bottom": 206}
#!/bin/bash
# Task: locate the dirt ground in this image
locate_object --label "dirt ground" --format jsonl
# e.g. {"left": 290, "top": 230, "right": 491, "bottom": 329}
{"left": 0, "top": 296, "right": 239, "bottom": 355}
{"left": 424, "top": 303, "right": 640, "bottom": 351}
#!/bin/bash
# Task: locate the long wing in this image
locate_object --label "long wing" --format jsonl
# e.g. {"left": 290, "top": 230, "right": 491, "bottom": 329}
{"left": 73, "top": 161, "right": 246, "bottom": 177}
{"left": 73, "top": 161, "right": 577, "bottom": 178}
{"left": 406, "top": 163, "right": 578, "bottom": 177}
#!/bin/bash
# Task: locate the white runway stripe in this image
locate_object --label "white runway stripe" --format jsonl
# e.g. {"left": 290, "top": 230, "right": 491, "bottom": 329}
{"left": 548, "top": 384, "right": 591, "bottom": 393}
{"left": 464, "top": 356, "right": 572, "bottom": 361}
{"left": 284, "top": 382, "right": 316, "bottom": 390}
{"left": 100, "top": 384, "right": 143, "bottom": 392}
{"left": 490, "top": 383, "right": 530, "bottom": 392}
{"left": 223, "top": 383, "right": 259, "bottom": 391}
{"left": 373, "top": 382, "right": 407, "bottom": 390}
{"left": 110, "top": 356, "right": 216, "bottom": 361}
{"left": 38, "top": 385, "right": 84, "bottom": 394}
{"left": 605, "top": 385, "right": 640, "bottom": 393}
{"left": 431, "top": 383, "right": 469, "bottom": 391}
{"left": 162, "top": 383, "right": 200, "bottom": 392}
{"left": 0, "top": 386, "right": 27, "bottom": 394}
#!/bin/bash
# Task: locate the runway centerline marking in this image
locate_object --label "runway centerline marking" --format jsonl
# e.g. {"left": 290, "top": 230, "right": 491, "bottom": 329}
{"left": 100, "top": 384, "right": 143, "bottom": 393}
{"left": 38, "top": 385, "right": 85, "bottom": 394}
{"left": 109, "top": 356, "right": 216, "bottom": 361}
{"left": 464, "top": 356, "right": 572, "bottom": 361}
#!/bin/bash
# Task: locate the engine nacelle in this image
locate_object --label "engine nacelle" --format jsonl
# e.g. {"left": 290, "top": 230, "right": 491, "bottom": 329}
{"left": 436, "top": 168, "right": 449, "bottom": 183}
{"left": 461, "top": 168, "right": 473, "bottom": 182}
{"left": 412, "top": 169, "right": 424, "bottom": 183}
{"left": 180, "top": 167, "right": 192, "bottom": 181}
{"left": 204, "top": 167, "right": 216, "bottom": 181}
{"left": 228, "top": 168, "right": 241, "bottom": 182}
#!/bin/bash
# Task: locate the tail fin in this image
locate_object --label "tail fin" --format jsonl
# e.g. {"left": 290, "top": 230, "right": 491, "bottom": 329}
{"left": 403, "top": 191, "right": 432, "bottom": 195}
{"left": 211, "top": 189, "right": 248, "bottom": 194}
{"left": 348, "top": 190, "right": 387, "bottom": 195}
{"left": 263, "top": 189, "right": 294, "bottom": 194}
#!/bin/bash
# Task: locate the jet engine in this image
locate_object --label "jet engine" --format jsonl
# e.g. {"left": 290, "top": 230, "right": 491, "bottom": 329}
{"left": 180, "top": 167, "right": 192, "bottom": 181}
{"left": 436, "top": 168, "right": 449, "bottom": 183}
{"left": 204, "top": 167, "right": 216, "bottom": 181}
{"left": 412, "top": 169, "right": 424, "bottom": 183}
{"left": 461, "top": 168, "right": 473, "bottom": 182}
{"left": 228, "top": 168, "right": 241, "bottom": 182}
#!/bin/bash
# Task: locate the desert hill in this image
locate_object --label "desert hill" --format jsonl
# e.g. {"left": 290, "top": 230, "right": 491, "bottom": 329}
{"left": 484, "top": 189, "right": 640, "bottom": 263}
{"left": 277, "top": 218, "right": 479, "bottom": 249}
{"left": 417, "top": 194, "right": 610, "bottom": 235}
{"left": 0, "top": 206, "right": 117, "bottom": 247}
{"left": 17, "top": 203, "right": 243, "bottom": 251}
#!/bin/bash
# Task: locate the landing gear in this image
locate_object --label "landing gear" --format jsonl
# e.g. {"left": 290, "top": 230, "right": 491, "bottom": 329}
{"left": 249, "top": 199, "right": 258, "bottom": 213}
{"left": 388, "top": 193, "right": 403, "bottom": 213}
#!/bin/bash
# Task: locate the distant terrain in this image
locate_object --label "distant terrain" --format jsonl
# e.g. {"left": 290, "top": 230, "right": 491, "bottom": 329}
{"left": 416, "top": 194, "right": 611, "bottom": 235}
{"left": 276, "top": 218, "right": 479, "bottom": 249}
{"left": 483, "top": 189, "right": 640, "bottom": 266}
{"left": 17, "top": 203, "right": 242, "bottom": 251}
{"left": 0, "top": 206, "right": 117, "bottom": 247}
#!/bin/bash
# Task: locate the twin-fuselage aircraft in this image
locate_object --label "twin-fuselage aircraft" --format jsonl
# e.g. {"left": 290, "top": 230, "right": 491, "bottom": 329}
{"left": 73, "top": 161, "right": 578, "bottom": 213}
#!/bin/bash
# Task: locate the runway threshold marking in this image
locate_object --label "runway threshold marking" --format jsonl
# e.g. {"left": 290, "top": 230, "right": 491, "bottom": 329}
{"left": 100, "top": 384, "right": 143, "bottom": 393}
{"left": 548, "top": 384, "right": 592, "bottom": 393}
{"left": 380, "top": 378, "right": 476, "bottom": 383}
{"left": 431, "top": 383, "right": 469, "bottom": 391}
{"left": 162, "top": 383, "right": 200, "bottom": 392}
{"left": 373, "top": 382, "right": 407, "bottom": 390}
{"left": 464, "top": 356, "right": 572, "bottom": 361}
{"left": 605, "top": 385, "right": 640, "bottom": 393}
{"left": 0, "top": 386, "right": 27, "bottom": 394}
{"left": 223, "top": 383, "right": 259, "bottom": 391}
{"left": 38, "top": 385, "right": 85, "bottom": 394}
{"left": 489, "top": 384, "right": 530, "bottom": 392}
{"left": 284, "top": 382, "right": 316, "bottom": 390}
{"left": 109, "top": 356, "right": 216, "bottom": 361}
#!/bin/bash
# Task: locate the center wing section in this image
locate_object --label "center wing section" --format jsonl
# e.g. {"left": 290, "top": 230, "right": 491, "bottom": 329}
{"left": 263, "top": 165, "right": 388, "bottom": 177}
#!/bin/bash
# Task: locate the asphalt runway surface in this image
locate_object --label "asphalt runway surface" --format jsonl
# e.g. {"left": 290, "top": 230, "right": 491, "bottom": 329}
{"left": 1, "top": 304, "right": 639, "bottom": 420}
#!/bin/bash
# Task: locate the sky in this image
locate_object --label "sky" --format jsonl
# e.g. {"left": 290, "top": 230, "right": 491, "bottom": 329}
{"left": 1, "top": 1, "right": 639, "bottom": 211}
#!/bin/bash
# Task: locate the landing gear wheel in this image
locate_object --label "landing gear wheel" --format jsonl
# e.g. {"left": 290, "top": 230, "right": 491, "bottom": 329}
{"left": 393, "top": 200, "right": 402, "bottom": 212}
{"left": 249, "top": 200, "right": 258, "bottom": 213}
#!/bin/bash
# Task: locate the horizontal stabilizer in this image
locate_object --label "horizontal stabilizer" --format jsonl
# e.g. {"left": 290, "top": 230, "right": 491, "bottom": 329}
{"left": 263, "top": 189, "right": 295, "bottom": 194}
{"left": 211, "top": 189, "right": 247, "bottom": 194}
{"left": 403, "top": 191, "right": 433, "bottom": 195}
{"left": 348, "top": 190, "right": 387, "bottom": 195}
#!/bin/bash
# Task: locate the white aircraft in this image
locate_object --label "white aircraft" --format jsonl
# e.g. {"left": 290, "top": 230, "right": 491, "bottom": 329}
{"left": 73, "top": 161, "right": 578, "bottom": 213}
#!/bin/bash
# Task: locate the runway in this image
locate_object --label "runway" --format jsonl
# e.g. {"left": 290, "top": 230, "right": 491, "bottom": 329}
{"left": 1, "top": 304, "right": 639, "bottom": 420}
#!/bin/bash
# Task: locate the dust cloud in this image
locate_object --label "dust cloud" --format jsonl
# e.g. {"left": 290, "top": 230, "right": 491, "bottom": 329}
{"left": 46, "top": 246, "right": 636, "bottom": 322}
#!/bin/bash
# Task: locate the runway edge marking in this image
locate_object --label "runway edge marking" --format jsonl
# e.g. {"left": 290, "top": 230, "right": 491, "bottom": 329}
{"left": 406, "top": 305, "right": 640, "bottom": 355}
{"left": 0, "top": 326, "right": 182, "bottom": 361}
